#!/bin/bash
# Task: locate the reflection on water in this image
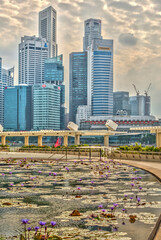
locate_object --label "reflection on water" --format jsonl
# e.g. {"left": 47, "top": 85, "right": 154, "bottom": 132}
{"left": 0, "top": 158, "right": 161, "bottom": 239}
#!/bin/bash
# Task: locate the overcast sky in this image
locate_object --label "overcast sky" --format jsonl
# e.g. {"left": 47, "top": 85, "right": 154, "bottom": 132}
{"left": 0, "top": 0, "right": 161, "bottom": 117}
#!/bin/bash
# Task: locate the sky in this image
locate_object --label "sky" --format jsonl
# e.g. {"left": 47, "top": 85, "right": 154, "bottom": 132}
{"left": 0, "top": 0, "right": 161, "bottom": 117}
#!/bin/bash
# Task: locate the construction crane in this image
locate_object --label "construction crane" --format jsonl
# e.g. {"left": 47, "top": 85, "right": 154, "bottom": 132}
{"left": 145, "top": 83, "right": 151, "bottom": 96}
{"left": 132, "top": 84, "right": 139, "bottom": 96}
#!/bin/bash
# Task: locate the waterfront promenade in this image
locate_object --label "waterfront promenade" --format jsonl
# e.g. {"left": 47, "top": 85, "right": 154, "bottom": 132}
{"left": 116, "top": 159, "right": 161, "bottom": 240}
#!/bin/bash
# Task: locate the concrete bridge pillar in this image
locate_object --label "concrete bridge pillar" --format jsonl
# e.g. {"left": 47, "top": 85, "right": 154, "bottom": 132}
{"left": 1, "top": 136, "right": 6, "bottom": 146}
{"left": 156, "top": 132, "right": 161, "bottom": 148}
{"left": 104, "top": 135, "right": 109, "bottom": 147}
{"left": 24, "top": 136, "right": 29, "bottom": 146}
{"left": 38, "top": 135, "right": 43, "bottom": 147}
{"left": 64, "top": 135, "right": 68, "bottom": 147}
{"left": 75, "top": 135, "right": 80, "bottom": 145}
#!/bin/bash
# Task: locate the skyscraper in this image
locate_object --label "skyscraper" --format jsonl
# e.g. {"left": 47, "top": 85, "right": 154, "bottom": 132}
{"left": 88, "top": 38, "right": 113, "bottom": 116}
{"left": 44, "top": 55, "right": 65, "bottom": 129}
{"left": 0, "top": 58, "right": 2, "bottom": 126}
{"left": 69, "top": 52, "right": 88, "bottom": 123}
{"left": 18, "top": 36, "right": 48, "bottom": 85}
{"left": 2, "top": 67, "right": 14, "bottom": 86}
{"left": 83, "top": 18, "right": 102, "bottom": 51}
{"left": 39, "top": 6, "right": 57, "bottom": 58}
{"left": 33, "top": 84, "right": 60, "bottom": 130}
{"left": 113, "top": 91, "right": 130, "bottom": 115}
{"left": 4, "top": 85, "right": 32, "bottom": 131}
{"left": 0, "top": 59, "right": 14, "bottom": 126}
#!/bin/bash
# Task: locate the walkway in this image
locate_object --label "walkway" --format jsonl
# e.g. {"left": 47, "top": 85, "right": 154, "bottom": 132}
{"left": 116, "top": 159, "right": 161, "bottom": 240}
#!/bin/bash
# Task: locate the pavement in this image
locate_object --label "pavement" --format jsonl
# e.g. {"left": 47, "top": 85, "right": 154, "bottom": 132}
{"left": 115, "top": 159, "right": 161, "bottom": 240}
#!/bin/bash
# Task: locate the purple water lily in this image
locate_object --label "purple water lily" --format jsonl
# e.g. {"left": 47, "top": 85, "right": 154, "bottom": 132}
{"left": 51, "top": 221, "right": 56, "bottom": 227}
{"left": 21, "top": 219, "right": 29, "bottom": 224}
{"left": 98, "top": 204, "right": 103, "bottom": 209}
{"left": 34, "top": 226, "right": 40, "bottom": 231}
{"left": 39, "top": 221, "right": 46, "bottom": 226}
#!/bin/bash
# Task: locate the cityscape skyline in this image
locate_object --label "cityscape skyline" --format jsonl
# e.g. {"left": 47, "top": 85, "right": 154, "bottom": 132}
{"left": 0, "top": 0, "right": 160, "bottom": 116}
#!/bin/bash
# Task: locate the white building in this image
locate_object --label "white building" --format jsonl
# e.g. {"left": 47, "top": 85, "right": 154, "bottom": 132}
{"left": 0, "top": 59, "right": 14, "bottom": 126}
{"left": 83, "top": 18, "right": 102, "bottom": 51}
{"left": 76, "top": 105, "right": 91, "bottom": 127}
{"left": 39, "top": 6, "right": 57, "bottom": 58}
{"left": 18, "top": 36, "right": 49, "bottom": 85}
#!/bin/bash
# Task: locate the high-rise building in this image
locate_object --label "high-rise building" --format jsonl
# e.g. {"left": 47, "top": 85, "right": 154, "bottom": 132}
{"left": 2, "top": 67, "right": 14, "bottom": 86}
{"left": 18, "top": 35, "right": 48, "bottom": 85}
{"left": 4, "top": 85, "right": 32, "bottom": 131}
{"left": 83, "top": 18, "right": 102, "bottom": 51}
{"left": 44, "top": 55, "right": 65, "bottom": 129}
{"left": 113, "top": 91, "right": 130, "bottom": 115}
{"left": 88, "top": 38, "right": 113, "bottom": 116}
{"left": 0, "top": 61, "right": 14, "bottom": 126}
{"left": 130, "top": 95, "right": 151, "bottom": 116}
{"left": 0, "top": 58, "right": 2, "bottom": 126}
{"left": 33, "top": 84, "right": 60, "bottom": 130}
{"left": 69, "top": 52, "right": 87, "bottom": 123}
{"left": 39, "top": 6, "right": 57, "bottom": 58}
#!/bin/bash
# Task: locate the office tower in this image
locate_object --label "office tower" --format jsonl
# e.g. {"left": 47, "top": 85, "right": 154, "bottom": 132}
{"left": 88, "top": 39, "right": 113, "bottom": 116}
{"left": 130, "top": 95, "right": 150, "bottom": 116}
{"left": 2, "top": 67, "right": 14, "bottom": 86}
{"left": 45, "top": 55, "right": 64, "bottom": 83}
{"left": 44, "top": 55, "right": 65, "bottom": 129}
{"left": 69, "top": 52, "right": 87, "bottom": 123}
{"left": 113, "top": 91, "right": 130, "bottom": 115}
{"left": 0, "top": 58, "right": 2, "bottom": 125}
{"left": 4, "top": 85, "right": 32, "bottom": 131}
{"left": 39, "top": 6, "right": 57, "bottom": 58}
{"left": 33, "top": 84, "right": 60, "bottom": 130}
{"left": 145, "top": 95, "right": 150, "bottom": 116}
{"left": 0, "top": 61, "right": 14, "bottom": 126}
{"left": 18, "top": 35, "right": 49, "bottom": 85}
{"left": 83, "top": 18, "right": 102, "bottom": 51}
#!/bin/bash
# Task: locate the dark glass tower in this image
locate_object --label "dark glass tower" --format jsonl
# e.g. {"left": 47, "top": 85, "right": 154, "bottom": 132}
{"left": 69, "top": 52, "right": 87, "bottom": 123}
{"left": 4, "top": 85, "right": 32, "bottom": 131}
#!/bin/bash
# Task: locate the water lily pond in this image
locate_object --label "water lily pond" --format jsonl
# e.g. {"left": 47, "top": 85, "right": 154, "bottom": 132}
{"left": 0, "top": 157, "right": 161, "bottom": 240}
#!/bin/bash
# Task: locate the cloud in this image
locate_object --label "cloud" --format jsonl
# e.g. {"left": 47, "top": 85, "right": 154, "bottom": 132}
{"left": 108, "top": 1, "right": 143, "bottom": 12}
{"left": 119, "top": 33, "right": 137, "bottom": 46}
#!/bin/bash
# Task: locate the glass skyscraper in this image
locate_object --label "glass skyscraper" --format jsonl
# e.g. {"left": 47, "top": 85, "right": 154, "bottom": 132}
{"left": 4, "top": 85, "right": 32, "bottom": 131}
{"left": 69, "top": 52, "right": 87, "bottom": 123}
{"left": 88, "top": 39, "right": 113, "bottom": 116}
{"left": 113, "top": 91, "right": 130, "bottom": 115}
{"left": 39, "top": 6, "right": 57, "bottom": 58}
{"left": 44, "top": 55, "right": 65, "bottom": 129}
{"left": 33, "top": 84, "right": 60, "bottom": 130}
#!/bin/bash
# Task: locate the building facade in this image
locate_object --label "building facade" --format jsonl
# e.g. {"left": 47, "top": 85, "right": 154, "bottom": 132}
{"left": 18, "top": 35, "right": 48, "bottom": 85}
{"left": 69, "top": 52, "right": 87, "bottom": 123}
{"left": 33, "top": 84, "right": 60, "bottom": 130}
{"left": 83, "top": 18, "right": 102, "bottom": 51}
{"left": 113, "top": 91, "right": 130, "bottom": 115}
{"left": 88, "top": 39, "right": 113, "bottom": 116}
{"left": 44, "top": 55, "right": 65, "bottom": 129}
{"left": 0, "top": 61, "right": 14, "bottom": 126}
{"left": 4, "top": 85, "right": 32, "bottom": 131}
{"left": 130, "top": 95, "right": 150, "bottom": 116}
{"left": 39, "top": 6, "right": 57, "bottom": 58}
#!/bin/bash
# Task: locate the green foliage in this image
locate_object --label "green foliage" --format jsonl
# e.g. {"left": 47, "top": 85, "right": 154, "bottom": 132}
{"left": 118, "top": 142, "right": 161, "bottom": 152}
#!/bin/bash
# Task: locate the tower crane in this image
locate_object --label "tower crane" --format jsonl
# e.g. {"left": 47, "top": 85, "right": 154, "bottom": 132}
{"left": 145, "top": 83, "right": 151, "bottom": 96}
{"left": 132, "top": 84, "right": 139, "bottom": 96}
